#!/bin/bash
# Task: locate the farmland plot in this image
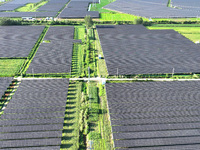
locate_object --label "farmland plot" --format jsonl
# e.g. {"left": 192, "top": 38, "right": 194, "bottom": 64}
{"left": 97, "top": 25, "right": 200, "bottom": 75}
{"left": 106, "top": 81, "right": 200, "bottom": 149}
{"left": 0, "top": 79, "right": 69, "bottom": 149}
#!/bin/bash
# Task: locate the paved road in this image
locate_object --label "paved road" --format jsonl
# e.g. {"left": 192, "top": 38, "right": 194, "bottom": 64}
{"left": 15, "top": 77, "right": 200, "bottom": 82}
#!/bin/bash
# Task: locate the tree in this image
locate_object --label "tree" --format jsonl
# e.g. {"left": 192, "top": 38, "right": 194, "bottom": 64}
{"left": 135, "top": 17, "right": 143, "bottom": 24}
{"left": 84, "top": 15, "right": 93, "bottom": 29}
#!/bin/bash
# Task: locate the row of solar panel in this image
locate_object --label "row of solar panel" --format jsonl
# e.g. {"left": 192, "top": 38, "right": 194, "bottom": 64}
{"left": 106, "top": 82, "right": 200, "bottom": 149}
{"left": 59, "top": 0, "right": 99, "bottom": 18}
{"left": 26, "top": 26, "right": 81, "bottom": 74}
{"left": 0, "top": 79, "right": 69, "bottom": 149}
{"left": 97, "top": 25, "right": 200, "bottom": 75}
{"left": 105, "top": 0, "right": 200, "bottom": 18}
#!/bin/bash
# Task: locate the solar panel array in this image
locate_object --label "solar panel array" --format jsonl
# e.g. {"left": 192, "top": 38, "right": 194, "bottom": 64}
{"left": 106, "top": 81, "right": 200, "bottom": 149}
{"left": 104, "top": 0, "right": 200, "bottom": 18}
{"left": 0, "top": 0, "right": 69, "bottom": 17}
{"left": 26, "top": 26, "right": 81, "bottom": 74}
{"left": 0, "top": 0, "right": 41, "bottom": 11}
{"left": 0, "top": 11, "right": 58, "bottom": 17}
{"left": 37, "top": 0, "right": 69, "bottom": 12}
{"left": 0, "top": 79, "right": 69, "bottom": 149}
{"left": 0, "top": 26, "right": 44, "bottom": 58}
{"left": 0, "top": 77, "right": 13, "bottom": 99}
{"left": 172, "top": 0, "right": 200, "bottom": 10}
{"left": 97, "top": 25, "right": 200, "bottom": 75}
{"left": 59, "top": 0, "right": 99, "bottom": 18}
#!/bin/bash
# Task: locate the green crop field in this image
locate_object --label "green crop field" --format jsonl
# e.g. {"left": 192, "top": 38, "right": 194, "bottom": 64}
{"left": 147, "top": 26, "right": 200, "bottom": 43}
{"left": 15, "top": 1, "right": 48, "bottom": 12}
{"left": 90, "top": 0, "right": 115, "bottom": 12}
{"left": 0, "top": 59, "right": 25, "bottom": 77}
{"left": 100, "top": 12, "right": 149, "bottom": 21}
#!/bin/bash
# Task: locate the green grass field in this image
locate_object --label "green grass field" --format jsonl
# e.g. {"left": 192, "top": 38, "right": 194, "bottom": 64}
{"left": 90, "top": 0, "right": 115, "bottom": 12}
{"left": 147, "top": 26, "right": 200, "bottom": 43}
{"left": 15, "top": 1, "right": 47, "bottom": 12}
{"left": 153, "top": 18, "right": 200, "bottom": 22}
{"left": 60, "top": 81, "right": 82, "bottom": 150}
{"left": 100, "top": 12, "right": 148, "bottom": 21}
{"left": 74, "top": 26, "right": 86, "bottom": 41}
{"left": 95, "top": 29, "right": 108, "bottom": 77}
{"left": 0, "top": 59, "right": 25, "bottom": 77}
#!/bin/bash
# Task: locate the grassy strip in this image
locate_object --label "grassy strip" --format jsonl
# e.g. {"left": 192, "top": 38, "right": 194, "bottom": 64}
{"left": 15, "top": 0, "right": 48, "bottom": 12}
{"left": 0, "top": 80, "right": 19, "bottom": 117}
{"left": 167, "top": 0, "right": 171, "bottom": 7}
{"left": 148, "top": 24, "right": 200, "bottom": 27}
{"left": 86, "top": 82, "right": 114, "bottom": 149}
{"left": 0, "top": 59, "right": 25, "bottom": 77}
{"left": 74, "top": 26, "right": 86, "bottom": 41}
{"left": 72, "top": 26, "right": 86, "bottom": 77}
{"left": 71, "top": 43, "right": 84, "bottom": 77}
{"left": 100, "top": 13, "right": 148, "bottom": 21}
{"left": 90, "top": 0, "right": 115, "bottom": 12}
{"left": 19, "top": 26, "right": 49, "bottom": 76}
{"left": 147, "top": 26, "right": 200, "bottom": 43}
{"left": 94, "top": 28, "right": 108, "bottom": 77}
{"left": 60, "top": 81, "right": 82, "bottom": 150}
{"left": 85, "top": 29, "right": 98, "bottom": 77}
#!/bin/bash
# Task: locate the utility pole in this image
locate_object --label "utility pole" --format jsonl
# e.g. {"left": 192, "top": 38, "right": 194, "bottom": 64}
{"left": 88, "top": 67, "right": 90, "bottom": 82}
{"left": 32, "top": 68, "right": 34, "bottom": 78}
{"left": 117, "top": 68, "right": 118, "bottom": 77}
{"left": 172, "top": 68, "right": 175, "bottom": 77}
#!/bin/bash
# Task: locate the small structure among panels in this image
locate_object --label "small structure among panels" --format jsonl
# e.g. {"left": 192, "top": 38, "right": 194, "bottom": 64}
{"left": 0, "top": 26, "right": 44, "bottom": 58}
{"left": 59, "top": 0, "right": 99, "bottom": 18}
{"left": 26, "top": 26, "right": 81, "bottom": 74}
{"left": 97, "top": 25, "right": 200, "bottom": 75}
{"left": 104, "top": 0, "right": 200, "bottom": 18}
{"left": 0, "top": 79, "right": 69, "bottom": 149}
{"left": 106, "top": 81, "right": 200, "bottom": 149}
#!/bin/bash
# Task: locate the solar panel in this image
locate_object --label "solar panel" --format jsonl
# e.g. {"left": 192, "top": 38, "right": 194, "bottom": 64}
{"left": 106, "top": 81, "right": 200, "bottom": 149}
{"left": 0, "top": 111, "right": 65, "bottom": 120}
{"left": 0, "top": 138, "right": 61, "bottom": 148}
{"left": 3, "top": 106, "right": 66, "bottom": 114}
{"left": 0, "top": 118, "right": 64, "bottom": 126}
{"left": 0, "top": 130, "right": 62, "bottom": 140}
{"left": 0, "top": 124, "right": 63, "bottom": 133}
{"left": 0, "top": 26, "right": 44, "bottom": 58}
{"left": 97, "top": 25, "right": 200, "bottom": 75}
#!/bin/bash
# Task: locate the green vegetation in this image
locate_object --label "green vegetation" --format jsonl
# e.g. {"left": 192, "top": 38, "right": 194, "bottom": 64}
{"left": 72, "top": 26, "right": 86, "bottom": 77}
{"left": 94, "top": 29, "right": 108, "bottom": 77}
{"left": 86, "top": 28, "right": 98, "bottom": 77}
{"left": 0, "top": 80, "right": 19, "bottom": 117}
{"left": 100, "top": 13, "right": 148, "bottom": 21}
{"left": 15, "top": 0, "right": 48, "bottom": 12}
{"left": 0, "top": 18, "right": 22, "bottom": 25}
{"left": 90, "top": 0, "right": 115, "bottom": 12}
{"left": 167, "top": 0, "right": 171, "bottom": 7}
{"left": 60, "top": 81, "right": 82, "bottom": 150}
{"left": 0, "top": 59, "right": 25, "bottom": 77}
{"left": 147, "top": 26, "right": 200, "bottom": 43}
{"left": 74, "top": 26, "right": 86, "bottom": 42}
{"left": 86, "top": 82, "right": 113, "bottom": 149}
{"left": 85, "top": 15, "right": 93, "bottom": 29}
{"left": 71, "top": 43, "right": 84, "bottom": 77}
